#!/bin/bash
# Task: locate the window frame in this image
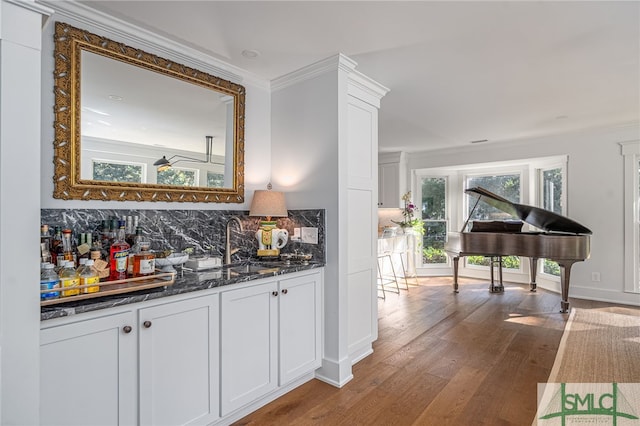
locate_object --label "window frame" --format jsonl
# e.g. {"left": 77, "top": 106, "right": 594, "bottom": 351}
{"left": 535, "top": 159, "right": 567, "bottom": 279}
{"left": 412, "top": 155, "right": 568, "bottom": 282}
{"left": 621, "top": 140, "right": 640, "bottom": 294}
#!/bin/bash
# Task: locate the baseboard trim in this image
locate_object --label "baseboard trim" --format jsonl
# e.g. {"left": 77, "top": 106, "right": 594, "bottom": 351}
{"left": 315, "top": 356, "right": 353, "bottom": 388}
{"left": 215, "top": 372, "right": 316, "bottom": 425}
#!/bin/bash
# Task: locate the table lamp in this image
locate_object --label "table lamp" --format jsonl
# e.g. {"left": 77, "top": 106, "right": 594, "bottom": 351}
{"left": 249, "top": 186, "right": 289, "bottom": 257}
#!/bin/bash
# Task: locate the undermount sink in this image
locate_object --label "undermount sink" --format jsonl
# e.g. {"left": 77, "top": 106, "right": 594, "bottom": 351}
{"left": 225, "top": 264, "right": 280, "bottom": 276}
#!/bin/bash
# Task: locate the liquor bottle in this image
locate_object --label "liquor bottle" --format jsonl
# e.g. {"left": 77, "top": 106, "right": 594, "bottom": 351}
{"left": 59, "top": 260, "right": 80, "bottom": 297}
{"left": 76, "top": 257, "right": 87, "bottom": 273}
{"left": 133, "top": 242, "right": 155, "bottom": 277}
{"left": 40, "top": 263, "right": 60, "bottom": 301}
{"left": 109, "top": 220, "right": 130, "bottom": 281}
{"left": 61, "top": 229, "right": 76, "bottom": 267}
{"left": 76, "top": 232, "right": 91, "bottom": 261}
{"left": 79, "top": 259, "right": 100, "bottom": 294}
{"left": 51, "top": 226, "right": 63, "bottom": 267}
{"left": 40, "top": 225, "right": 52, "bottom": 263}
{"left": 127, "top": 227, "right": 143, "bottom": 276}
{"left": 125, "top": 216, "right": 140, "bottom": 246}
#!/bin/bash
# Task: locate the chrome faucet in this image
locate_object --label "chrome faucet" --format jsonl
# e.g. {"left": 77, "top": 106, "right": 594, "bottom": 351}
{"left": 225, "top": 217, "right": 244, "bottom": 265}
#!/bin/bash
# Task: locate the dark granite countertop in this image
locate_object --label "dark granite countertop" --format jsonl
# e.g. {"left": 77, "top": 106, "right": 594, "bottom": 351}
{"left": 41, "top": 261, "right": 324, "bottom": 321}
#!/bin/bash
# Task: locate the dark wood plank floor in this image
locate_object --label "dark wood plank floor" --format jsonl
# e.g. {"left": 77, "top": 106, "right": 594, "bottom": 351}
{"left": 234, "top": 277, "right": 635, "bottom": 426}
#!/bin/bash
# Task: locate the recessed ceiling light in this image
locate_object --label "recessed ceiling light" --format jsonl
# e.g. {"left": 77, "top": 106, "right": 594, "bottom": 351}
{"left": 241, "top": 49, "right": 260, "bottom": 59}
{"left": 470, "top": 139, "right": 489, "bottom": 144}
{"left": 108, "top": 95, "right": 123, "bottom": 101}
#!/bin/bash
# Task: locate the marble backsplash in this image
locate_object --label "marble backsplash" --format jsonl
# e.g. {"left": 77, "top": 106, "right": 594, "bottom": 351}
{"left": 41, "top": 209, "right": 325, "bottom": 264}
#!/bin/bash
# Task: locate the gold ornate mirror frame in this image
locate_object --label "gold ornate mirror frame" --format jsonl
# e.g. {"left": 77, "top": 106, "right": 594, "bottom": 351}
{"left": 53, "top": 22, "right": 245, "bottom": 202}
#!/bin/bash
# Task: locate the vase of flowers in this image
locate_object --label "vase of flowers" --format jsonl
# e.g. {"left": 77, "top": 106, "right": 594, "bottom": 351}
{"left": 392, "top": 191, "right": 424, "bottom": 236}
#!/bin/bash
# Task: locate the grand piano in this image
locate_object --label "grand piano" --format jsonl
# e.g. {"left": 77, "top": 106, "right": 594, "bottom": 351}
{"left": 444, "top": 187, "right": 591, "bottom": 313}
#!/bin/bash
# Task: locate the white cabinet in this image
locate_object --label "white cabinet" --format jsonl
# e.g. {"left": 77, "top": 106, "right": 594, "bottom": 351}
{"left": 138, "top": 295, "right": 219, "bottom": 426}
{"left": 40, "top": 269, "right": 323, "bottom": 425}
{"left": 40, "top": 311, "right": 137, "bottom": 426}
{"left": 220, "top": 271, "right": 322, "bottom": 415}
{"left": 278, "top": 272, "right": 322, "bottom": 384}
{"left": 378, "top": 151, "right": 406, "bottom": 208}
{"left": 378, "top": 162, "right": 400, "bottom": 207}
{"left": 220, "top": 280, "right": 278, "bottom": 415}
{"left": 40, "top": 294, "right": 219, "bottom": 426}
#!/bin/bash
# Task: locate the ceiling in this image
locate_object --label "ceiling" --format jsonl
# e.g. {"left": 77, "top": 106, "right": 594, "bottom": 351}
{"left": 79, "top": 1, "right": 640, "bottom": 153}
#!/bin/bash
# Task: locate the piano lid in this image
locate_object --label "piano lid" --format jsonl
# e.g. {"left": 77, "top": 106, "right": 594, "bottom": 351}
{"left": 465, "top": 187, "right": 592, "bottom": 235}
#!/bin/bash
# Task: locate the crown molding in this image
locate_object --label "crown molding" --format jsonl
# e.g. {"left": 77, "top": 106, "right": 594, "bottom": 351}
{"left": 272, "top": 52, "right": 389, "bottom": 104}
{"left": 38, "top": 0, "right": 269, "bottom": 90}
{"left": 6, "top": 0, "right": 53, "bottom": 16}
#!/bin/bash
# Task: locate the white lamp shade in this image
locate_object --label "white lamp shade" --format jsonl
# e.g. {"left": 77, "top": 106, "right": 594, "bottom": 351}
{"left": 249, "top": 190, "right": 288, "bottom": 218}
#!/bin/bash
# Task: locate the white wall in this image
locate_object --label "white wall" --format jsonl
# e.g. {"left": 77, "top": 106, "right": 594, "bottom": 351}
{"left": 39, "top": 7, "right": 273, "bottom": 211}
{"left": 271, "top": 66, "right": 348, "bottom": 383}
{"left": 407, "top": 124, "right": 640, "bottom": 307}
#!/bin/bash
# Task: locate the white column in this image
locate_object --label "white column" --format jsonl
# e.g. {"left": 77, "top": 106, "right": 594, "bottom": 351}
{"left": 0, "top": 1, "right": 52, "bottom": 423}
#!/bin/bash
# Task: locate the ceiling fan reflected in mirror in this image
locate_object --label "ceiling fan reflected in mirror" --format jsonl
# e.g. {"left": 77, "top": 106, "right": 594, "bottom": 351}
{"left": 153, "top": 135, "right": 223, "bottom": 171}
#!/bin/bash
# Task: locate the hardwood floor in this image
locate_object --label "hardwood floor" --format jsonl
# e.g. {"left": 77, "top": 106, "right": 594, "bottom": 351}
{"left": 233, "top": 277, "right": 634, "bottom": 426}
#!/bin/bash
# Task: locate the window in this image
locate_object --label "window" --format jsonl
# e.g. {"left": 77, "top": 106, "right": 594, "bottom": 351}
{"left": 420, "top": 177, "right": 448, "bottom": 265}
{"left": 157, "top": 168, "right": 197, "bottom": 186}
{"left": 207, "top": 172, "right": 225, "bottom": 188}
{"left": 621, "top": 141, "right": 640, "bottom": 293}
{"left": 92, "top": 160, "right": 144, "bottom": 183}
{"left": 540, "top": 166, "right": 564, "bottom": 276}
{"left": 465, "top": 173, "right": 521, "bottom": 270}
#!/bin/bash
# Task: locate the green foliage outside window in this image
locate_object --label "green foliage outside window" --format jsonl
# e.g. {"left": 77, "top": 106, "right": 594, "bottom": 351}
{"left": 421, "top": 177, "right": 447, "bottom": 265}
{"left": 93, "top": 162, "right": 142, "bottom": 183}
{"left": 157, "top": 169, "right": 196, "bottom": 186}
{"left": 466, "top": 174, "right": 521, "bottom": 268}
{"left": 207, "top": 172, "right": 225, "bottom": 188}
{"left": 467, "top": 255, "right": 520, "bottom": 269}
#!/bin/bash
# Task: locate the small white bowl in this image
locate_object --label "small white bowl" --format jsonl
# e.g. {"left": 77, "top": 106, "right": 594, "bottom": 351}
{"left": 155, "top": 253, "right": 189, "bottom": 272}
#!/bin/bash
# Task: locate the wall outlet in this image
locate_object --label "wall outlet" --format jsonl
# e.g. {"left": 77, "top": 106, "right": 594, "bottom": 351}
{"left": 591, "top": 272, "right": 601, "bottom": 282}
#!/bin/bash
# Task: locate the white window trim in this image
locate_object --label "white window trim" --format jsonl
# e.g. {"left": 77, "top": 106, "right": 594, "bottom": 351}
{"left": 620, "top": 140, "right": 640, "bottom": 293}
{"left": 412, "top": 170, "right": 453, "bottom": 275}
{"left": 534, "top": 159, "right": 568, "bottom": 280}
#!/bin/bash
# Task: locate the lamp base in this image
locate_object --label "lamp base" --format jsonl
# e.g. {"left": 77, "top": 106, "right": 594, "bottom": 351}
{"left": 257, "top": 249, "right": 280, "bottom": 257}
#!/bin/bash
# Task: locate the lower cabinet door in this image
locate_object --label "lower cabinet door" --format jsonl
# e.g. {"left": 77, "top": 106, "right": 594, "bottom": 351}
{"left": 40, "top": 311, "right": 137, "bottom": 426}
{"left": 279, "top": 272, "right": 322, "bottom": 385}
{"left": 220, "top": 281, "right": 278, "bottom": 416}
{"left": 138, "top": 294, "right": 219, "bottom": 426}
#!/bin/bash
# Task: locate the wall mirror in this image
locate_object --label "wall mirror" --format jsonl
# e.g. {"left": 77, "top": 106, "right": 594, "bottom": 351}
{"left": 53, "top": 22, "right": 245, "bottom": 202}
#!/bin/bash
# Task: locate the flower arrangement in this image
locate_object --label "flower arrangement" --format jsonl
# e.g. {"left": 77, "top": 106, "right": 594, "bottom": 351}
{"left": 393, "top": 191, "right": 424, "bottom": 235}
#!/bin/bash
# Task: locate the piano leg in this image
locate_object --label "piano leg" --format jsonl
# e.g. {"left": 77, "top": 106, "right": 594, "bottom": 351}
{"left": 489, "top": 256, "right": 504, "bottom": 293}
{"left": 529, "top": 257, "right": 538, "bottom": 292}
{"left": 452, "top": 256, "right": 460, "bottom": 293}
{"left": 558, "top": 261, "right": 577, "bottom": 313}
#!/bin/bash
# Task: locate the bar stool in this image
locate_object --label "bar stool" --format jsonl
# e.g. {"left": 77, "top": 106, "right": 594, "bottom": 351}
{"left": 377, "top": 237, "right": 400, "bottom": 299}
{"left": 391, "top": 234, "right": 419, "bottom": 290}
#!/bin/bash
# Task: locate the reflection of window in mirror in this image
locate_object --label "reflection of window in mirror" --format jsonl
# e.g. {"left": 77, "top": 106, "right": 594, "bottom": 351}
{"left": 207, "top": 172, "right": 225, "bottom": 188}
{"left": 92, "top": 160, "right": 144, "bottom": 183}
{"left": 157, "top": 168, "right": 198, "bottom": 187}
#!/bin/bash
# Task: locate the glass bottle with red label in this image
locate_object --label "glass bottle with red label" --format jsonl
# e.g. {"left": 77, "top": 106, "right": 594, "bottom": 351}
{"left": 109, "top": 220, "right": 130, "bottom": 281}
